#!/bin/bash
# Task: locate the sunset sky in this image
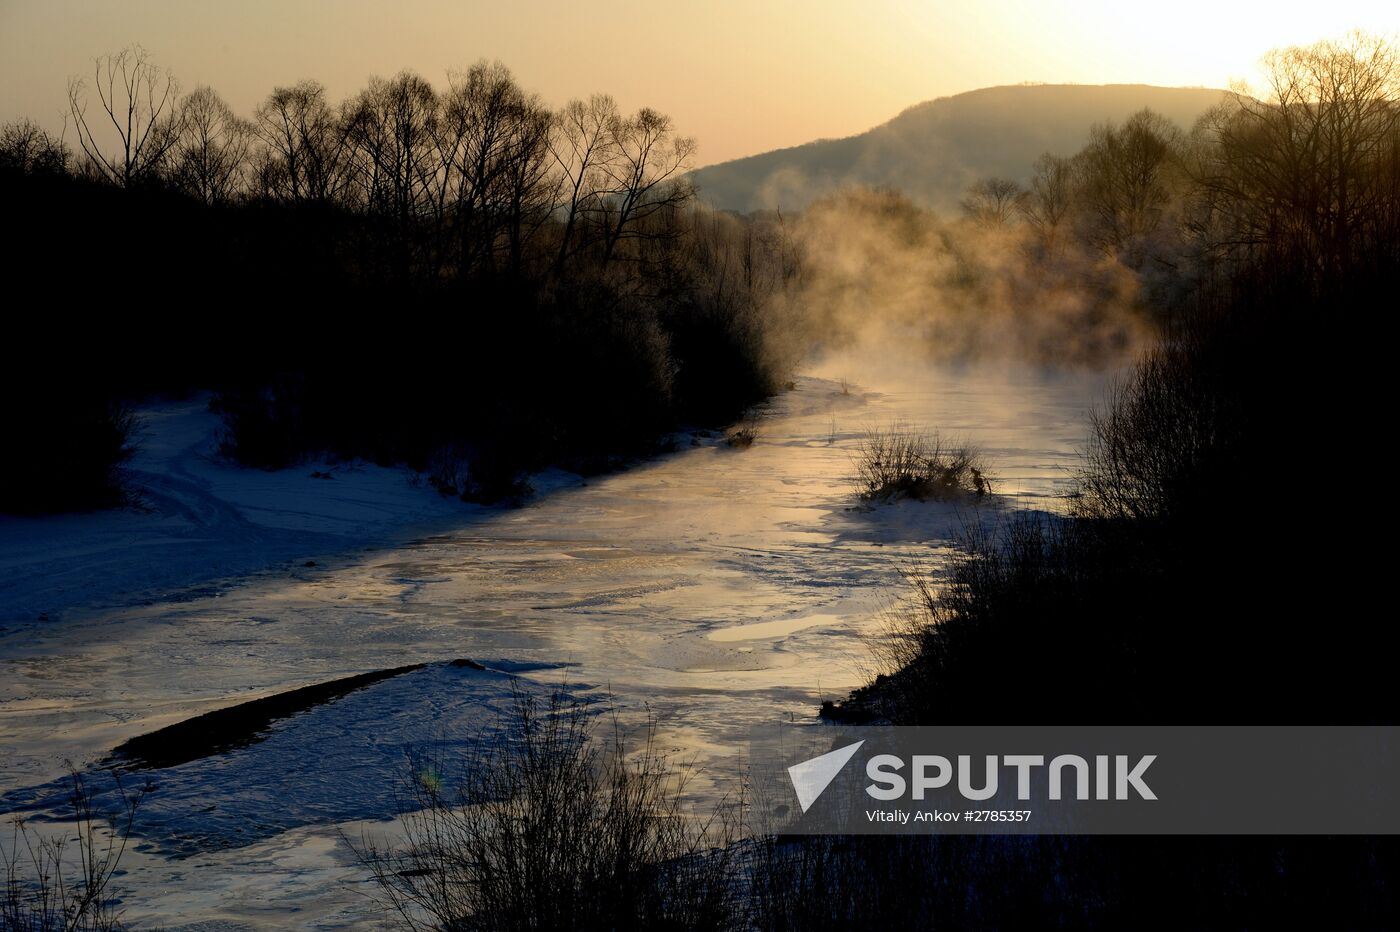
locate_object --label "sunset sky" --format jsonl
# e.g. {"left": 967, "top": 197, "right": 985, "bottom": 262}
{"left": 3, "top": 0, "right": 1398, "bottom": 167}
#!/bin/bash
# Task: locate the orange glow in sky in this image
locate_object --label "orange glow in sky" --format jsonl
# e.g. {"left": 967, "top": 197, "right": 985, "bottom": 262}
{"left": 2, "top": 0, "right": 1398, "bottom": 166}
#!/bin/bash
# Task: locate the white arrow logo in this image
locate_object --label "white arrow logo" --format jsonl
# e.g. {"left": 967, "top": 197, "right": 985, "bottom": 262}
{"left": 787, "top": 740, "right": 865, "bottom": 812}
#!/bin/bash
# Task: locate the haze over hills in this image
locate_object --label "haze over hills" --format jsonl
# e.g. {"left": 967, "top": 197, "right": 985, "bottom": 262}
{"left": 689, "top": 84, "right": 1229, "bottom": 213}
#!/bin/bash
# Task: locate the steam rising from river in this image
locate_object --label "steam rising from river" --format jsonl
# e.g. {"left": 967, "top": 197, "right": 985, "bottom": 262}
{"left": 763, "top": 187, "right": 1150, "bottom": 381}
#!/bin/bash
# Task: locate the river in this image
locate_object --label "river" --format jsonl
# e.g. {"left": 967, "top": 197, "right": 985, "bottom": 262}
{"left": 0, "top": 358, "right": 1108, "bottom": 929}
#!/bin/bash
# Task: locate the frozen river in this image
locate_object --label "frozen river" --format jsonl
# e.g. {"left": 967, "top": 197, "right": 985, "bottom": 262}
{"left": 0, "top": 358, "right": 1108, "bottom": 929}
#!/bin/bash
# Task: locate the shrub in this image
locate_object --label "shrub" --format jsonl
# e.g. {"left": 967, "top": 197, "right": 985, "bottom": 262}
{"left": 725, "top": 416, "right": 760, "bottom": 449}
{"left": 358, "top": 691, "right": 742, "bottom": 932}
{"left": 1076, "top": 312, "right": 1234, "bottom": 524}
{"left": 212, "top": 381, "right": 305, "bottom": 471}
{"left": 0, "top": 119, "right": 70, "bottom": 176}
{"left": 853, "top": 426, "right": 991, "bottom": 502}
{"left": 749, "top": 833, "right": 1398, "bottom": 930}
{"left": 0, "top": 393, "right": 136, "bottom": 515}
{"left": 2, "top": 770, "right": 142, "bottom": 932}
{"left": 725, "top": 428, "right": 757, "bottom": 448}
{"left": 833, "top": 257, "right": 1399, "bottom": 724}
{"left": 832, "top": 512, "right": 1137, "bottom": 724}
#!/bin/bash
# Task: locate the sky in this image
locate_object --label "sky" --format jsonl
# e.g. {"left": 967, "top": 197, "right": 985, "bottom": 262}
{"left": 2, "top": 0, "right": 1399, "bottom": 167}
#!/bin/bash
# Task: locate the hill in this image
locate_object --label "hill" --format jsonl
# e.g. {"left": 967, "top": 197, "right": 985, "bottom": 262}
{"left": 689, "top": 84, "right": 1228, "bottom": 213}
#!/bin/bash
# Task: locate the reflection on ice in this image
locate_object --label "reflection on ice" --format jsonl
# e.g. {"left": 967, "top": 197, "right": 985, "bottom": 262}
{"left": 707, "top": 613, "right": 845, "bottom": 642}
{"left": 1, "top": 662, "right": 572, "bottom": 857}
{"left": 0, "top": 362, "right": 1110, "bottom": 927}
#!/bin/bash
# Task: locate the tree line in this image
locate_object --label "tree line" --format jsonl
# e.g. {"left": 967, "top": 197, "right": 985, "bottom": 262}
{"left": 824, "top": 32, "right": 1399, "bottom": 926}
{"left": 1, "top": 49, "right": 799, "bottom": 510}
{"left": 7, "top": 32, "right": 1397, "bottom": 513}
{"left": 16, "top": 48, "right": 697, "bottom": 286}
{"left": 959, "top": 31, "right": 1400, "bottom": 288}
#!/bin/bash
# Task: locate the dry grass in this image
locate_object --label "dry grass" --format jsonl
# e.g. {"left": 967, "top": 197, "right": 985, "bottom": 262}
{"left": 853, "top": 426, "right": 991, "bottom": 502}
{"left": 725, "top": 413, "right": 762, "bottom": 449}
{"left": 725, "top": 427, "right": 758, "bottom": 449}
{"left": 357, "top": 690, "right": 742, "bottom": 932}
{"left": 2, "top": 771, "right": 142, "bottom": 932}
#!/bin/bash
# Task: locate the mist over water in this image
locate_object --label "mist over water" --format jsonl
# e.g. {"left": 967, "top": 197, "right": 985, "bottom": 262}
{"left": 0, "top": 40, "right": 1203, "bottom": 930}
{"left": 4, "top": 13, "right": 1399, "bottom": 926}
{"left": 764, "top": 188, "right": 1151, "bottom": 377}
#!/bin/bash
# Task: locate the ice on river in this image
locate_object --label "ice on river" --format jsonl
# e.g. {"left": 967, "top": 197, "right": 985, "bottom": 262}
{"left": 0, "top": 357, "right": 1109, "bottom": 928}
{"left": 0, "top": 661, "right": 570, "bottom": 856}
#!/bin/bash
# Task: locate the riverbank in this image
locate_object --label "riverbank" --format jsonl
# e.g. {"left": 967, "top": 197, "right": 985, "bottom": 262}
{"left": 0, "top": 365, "right": 1107, "bottom": 928}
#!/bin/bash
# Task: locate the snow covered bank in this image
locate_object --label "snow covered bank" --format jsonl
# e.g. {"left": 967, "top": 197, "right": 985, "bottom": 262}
{"left": 0, "top": 395, "right": 495, "bottom": 624}
{"left": 0, "top": 366, "right": 1109, "bottom": 929}
{"left": 1, "top": 660, "right": 576, "bottom": 857}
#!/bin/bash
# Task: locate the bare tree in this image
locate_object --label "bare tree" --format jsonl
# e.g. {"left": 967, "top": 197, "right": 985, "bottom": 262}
{"left": 492, "top": 86, "right": 555, "bottom": 278}
{"left": 67, "top": 46, "right": 181, "bottom": 187}
{"left": 1195, "top": 31, "right": 1400, "bottom": 272}
{"left": 340, "top": 72, "right": 443, "bottom": 281}
{"left": 549, "top": 94, "right": 621, "bottom": 273}
{"left": 0, "top": 119, "right": 70, "bottom": 175}
{"left": 1019, "top": 154, "right": 1074, "bottom": 254}
{"left": 548, "top": 97, "right": 696, "bottom": 272}
{"left": 439, "top": 62, "right": 555, "bottom": 279}
{"left": 959, "top": 177, "right": 1026, "bottom": 226}
{"left": 253, "top": 80, "right": 349, "bottom": 203}
{"left": 173, "top": 86, "right": 251, "bottom": 204}
{"left": 596, "top": 108, "right": 696, "bottom": 264}
{"left": 1073, "top": 109, "right": 1184, "bottom": 254}
{"left": 344, "top": 72, "right": 440, "bottom": 217}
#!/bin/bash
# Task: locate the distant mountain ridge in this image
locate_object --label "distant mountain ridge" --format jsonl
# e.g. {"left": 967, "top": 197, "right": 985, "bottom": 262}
{"left": 689, "top": 84, "right": 1228, "bottom": 213}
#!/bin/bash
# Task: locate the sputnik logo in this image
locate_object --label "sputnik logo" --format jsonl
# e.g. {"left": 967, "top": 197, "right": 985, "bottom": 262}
{"left": 787, "top": 740, "right": 865, "bottom": 812}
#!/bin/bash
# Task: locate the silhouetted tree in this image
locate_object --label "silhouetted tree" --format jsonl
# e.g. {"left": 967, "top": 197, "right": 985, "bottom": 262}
{"left": 0, "top": 119, "right": 70, "bottom": 175}
{"left": 596, "top": 108, "right": 696, "bottom": 264}
{"left": 9, "top": 50, "right": 786, "bottom": 507}
{"left": 343, "top": 71, "right": 441, "bottom": 279}
{"left": 67, "top": 45, "right": 181, "bottom": 187}
{"left": 173, "top": 86, "right": 251, "bottom": 204}
{"left": 1194, "top": 31, "right": 1400, "bottom": 275}
{"left": 438, "top": 61, "right": 555, "bottom": 280}
{"left": 550, "top": 94, "right": 621, "bottom": 274}
{"left": 253, "top": 80, "right": 349, "bottom": 203}
{"left": 490, "top": 81, "right": 555, "bottom": 279}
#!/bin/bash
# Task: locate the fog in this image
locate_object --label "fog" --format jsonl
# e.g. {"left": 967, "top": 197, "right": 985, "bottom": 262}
{"left": 747, "top": 188, "right": 1148, "bottom": 395}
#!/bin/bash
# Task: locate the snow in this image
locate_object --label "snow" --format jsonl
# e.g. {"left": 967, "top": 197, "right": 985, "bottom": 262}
{"left": 0, "top": 394, "right": 479, "bottom": 624}
{"left": 0, "top": 661, "right": 572, "bottom": 856}
{"left": 0, "top": 360, "right": 1110, "bottom": 928}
